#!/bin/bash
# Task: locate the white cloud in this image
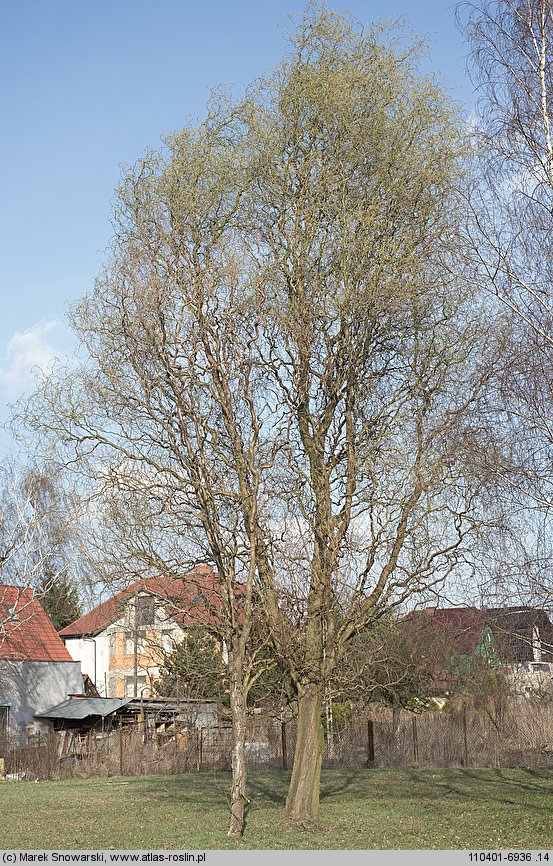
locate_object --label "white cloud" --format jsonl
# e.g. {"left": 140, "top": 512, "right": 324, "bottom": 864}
{"left": 0, "top": 320, "right": 62, "bottom": 398}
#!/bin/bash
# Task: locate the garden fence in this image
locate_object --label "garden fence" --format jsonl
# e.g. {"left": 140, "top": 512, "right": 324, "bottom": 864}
{"left": 2, "top": 703, "right": 552, "bottom": 781}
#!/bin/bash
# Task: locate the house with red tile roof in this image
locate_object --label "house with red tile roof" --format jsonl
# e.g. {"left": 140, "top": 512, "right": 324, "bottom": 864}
{"left": 59, "top": 566, "right": 224, "bottom": 698}
{"left": 0, "top": 585, "right": 83, "bottom": 742}
{"left": 407, "top": 606, "right": 498, "bottom": 660}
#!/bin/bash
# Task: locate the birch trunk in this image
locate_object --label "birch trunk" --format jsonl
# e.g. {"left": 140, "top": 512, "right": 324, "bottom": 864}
{"left": 227, "top": 662, "right": 248, "bottom": 837}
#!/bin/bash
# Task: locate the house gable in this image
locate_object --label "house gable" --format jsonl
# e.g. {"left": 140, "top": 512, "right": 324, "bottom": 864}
{"left": 59, "top": 566, "right": 221, "bottom": 638}
{"left": 60, "top": 567, "right": 222, "bottom": 698}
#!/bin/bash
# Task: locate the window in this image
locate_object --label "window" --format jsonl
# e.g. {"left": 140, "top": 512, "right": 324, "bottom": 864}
{"left": 136, "top": 596, "right": 155, "bottom": 626}
{"left": 109, "top": 633, "right": 116, "bottom": 657}
{"left": 125, "top": 631, "right": 146, "bottom": 654}
{"left": 0, "top": 706, "right": 9, "bottom": 742}
{"left": 124, "top": 675, "right": 147, "bottom": 697}
{"left": 162, "top": 630, "right": 174, "bottom": 653}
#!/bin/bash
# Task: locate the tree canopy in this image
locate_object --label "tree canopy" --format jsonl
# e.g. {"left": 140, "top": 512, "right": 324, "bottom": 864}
{"left": 19, "top": 6, "right": 495, "bottom": 826}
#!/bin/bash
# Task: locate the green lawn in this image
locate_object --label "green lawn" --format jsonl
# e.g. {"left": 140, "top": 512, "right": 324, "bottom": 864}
{"left": 0, "top": 768, "right": 551, "bottom": 850}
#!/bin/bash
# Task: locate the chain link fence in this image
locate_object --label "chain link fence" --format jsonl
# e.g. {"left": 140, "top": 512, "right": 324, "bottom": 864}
{"left": 1, "top": 703, "right": 552, "bottom": 780}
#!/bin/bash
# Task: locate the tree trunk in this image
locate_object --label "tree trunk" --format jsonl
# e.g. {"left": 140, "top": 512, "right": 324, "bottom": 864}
{"left": 285, "top": 682, "right": 324, "bottom": 822}
{"left": 227, "top": 667, "right": 248, "bottom": 837}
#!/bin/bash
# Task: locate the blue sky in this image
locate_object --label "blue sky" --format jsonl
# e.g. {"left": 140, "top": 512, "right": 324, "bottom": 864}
{"left": 0, "top": 0, "right": 473, "bottom": 456}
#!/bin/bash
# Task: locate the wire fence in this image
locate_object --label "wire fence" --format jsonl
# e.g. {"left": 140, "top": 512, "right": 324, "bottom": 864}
{"left": 1, "top": 702, "right": 552, "bottom": 780}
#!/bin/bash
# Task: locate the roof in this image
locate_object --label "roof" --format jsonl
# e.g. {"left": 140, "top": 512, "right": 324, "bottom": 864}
{"left": 0, "top": 585, "right": 74, "bottom": 662}
{"left": 483, "top": 607, "right": 553, "bottom": 663}
{"left": 406, "top": 607, "right": 486, "bottom": 654}
{"left": 406, "top": 605, "right": 553, "bottom": 662}
{"left": 484, "top": 606, "right": 552, "bottom": 630}
{"left": 35, "top": 696, "right": 215, "bottom": 723}
{"left": 59, "top": 566, "right": 223, "bottom": 638}
{"left": 35, "top": 697, "right": 132, "bottom": 720}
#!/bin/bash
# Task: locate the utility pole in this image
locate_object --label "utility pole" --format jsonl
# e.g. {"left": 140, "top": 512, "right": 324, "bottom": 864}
{"left": 133, "top": 586, "right": 139, "bottom": 698}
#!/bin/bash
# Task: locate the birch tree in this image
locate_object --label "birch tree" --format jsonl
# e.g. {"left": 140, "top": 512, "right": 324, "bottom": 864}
{"left": 0, "top": 462, "right": 83, "bottom": 616}
{"left": 22, "top": 101, "right": 278, "bottom": 834}
{"left": 459, "top": 0, "right": 553, "bottom": 607}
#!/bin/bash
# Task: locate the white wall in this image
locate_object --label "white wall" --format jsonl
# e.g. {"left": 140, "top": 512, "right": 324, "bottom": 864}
{"left": 64, "top": 634, "right": 109, "bottom": 696}
{"left": 0, "top": 659, "right": 83, "bottom": 742}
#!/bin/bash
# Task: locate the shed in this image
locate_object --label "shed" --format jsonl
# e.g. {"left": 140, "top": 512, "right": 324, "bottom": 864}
{"left": 35, "top": 697, "right": 132, "bottom": 732}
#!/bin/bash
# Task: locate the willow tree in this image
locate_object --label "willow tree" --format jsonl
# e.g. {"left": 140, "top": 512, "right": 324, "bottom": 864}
{"left": 240, "top": 12, "right": 490, "bottom": 820}
{"left": 21, "top": 8, "right": 491, "bottom": 826}
{"left": 24, "top": 100, "right": 272, "bottom": 835}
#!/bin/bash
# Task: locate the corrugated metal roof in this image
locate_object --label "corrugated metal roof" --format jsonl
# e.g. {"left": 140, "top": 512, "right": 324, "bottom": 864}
{"left": 35, "top": 697, "right": 132, "bottom": 720}
{"left": 124, "top": 698, "right": 215, "bottom": 711}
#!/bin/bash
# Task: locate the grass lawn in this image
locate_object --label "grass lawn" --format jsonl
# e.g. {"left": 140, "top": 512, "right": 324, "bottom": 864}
{"left": 0, "top": 768, "right": 551, "bottom": 850}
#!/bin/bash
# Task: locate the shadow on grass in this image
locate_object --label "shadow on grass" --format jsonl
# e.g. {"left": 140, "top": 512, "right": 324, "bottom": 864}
{"left": 135, "top": 765, "right": 553, "bottom": 820}
{"left": 138, "top": 771, "right": 234, "bottom": 805}
{"left": 246, "top": 768, "right": 379, "bottom": 804}
{"left": 138, "top": 769, "right": 288, "bottom": 807}
{"left": 244, "top": 771, "right": 290, "bottom": 804}
{"left": 399, "top": 767, "right": 553, "bottom": 817}
{"left": 138, "top": 768, "right": 349, "bottom": 809}
{"left": 319, "top": 768, "right": 375, "bottom": 800}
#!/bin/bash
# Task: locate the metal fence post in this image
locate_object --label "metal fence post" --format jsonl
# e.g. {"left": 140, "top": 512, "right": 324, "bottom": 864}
{"left": 281, "top": 721, "right": 288, "bottom": 770}
{"left": 366, "top": 719, "right": 375, "bottom": 766}
{"left": 412, "top": 715, "right": 419, "bottom": 764}
{"left": 463, "top": 708, "right": 469, "bottom": 767}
